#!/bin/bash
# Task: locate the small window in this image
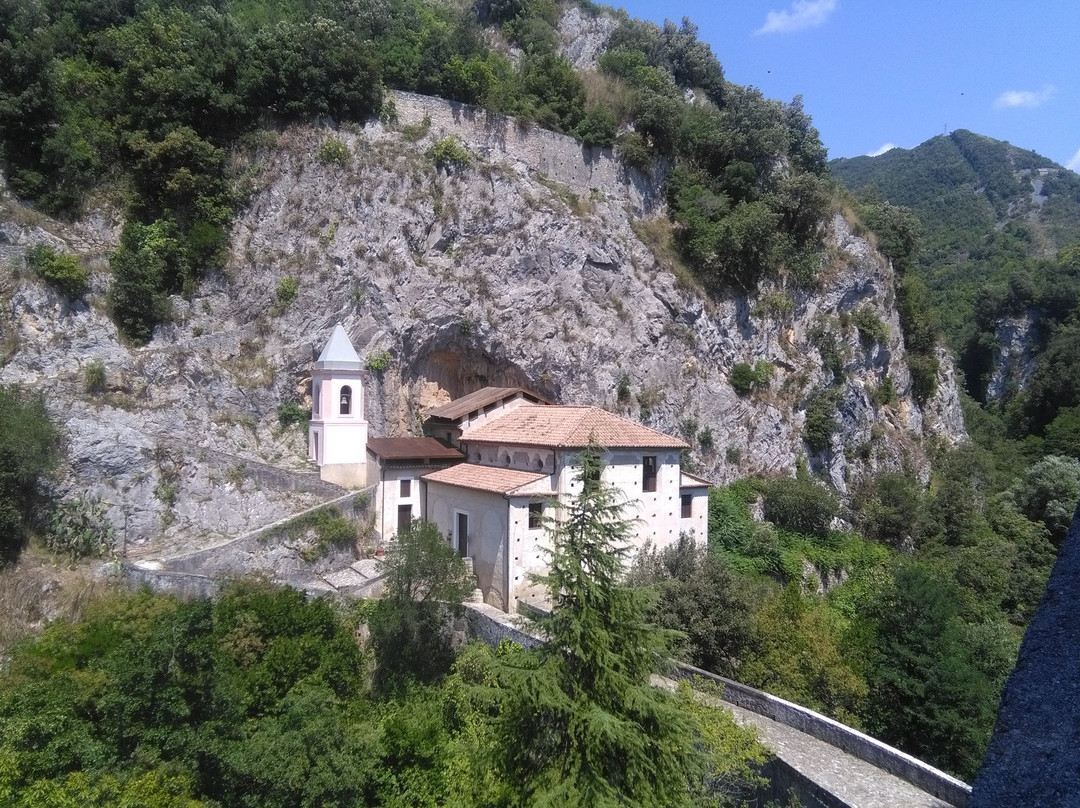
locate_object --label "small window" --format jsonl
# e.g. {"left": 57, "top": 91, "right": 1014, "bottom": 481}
{"left": 681, "top": 494, "right": 693, "bottom": 519}
{"left": 528, "top": 502, "right": 543, "bottom": 529}
{"left": 642, "top": 456, "right": 657, "bottom": 493}
{"left": 400, "top": 478, "right": 411, "bottom": 498}
{"left": 339, "top": 385, "right": 352, "bottom": 415}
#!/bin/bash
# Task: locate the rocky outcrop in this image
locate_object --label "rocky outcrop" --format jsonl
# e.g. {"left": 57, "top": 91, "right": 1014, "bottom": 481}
{"left": 986, "top": 311, "right": 1040, "bottom": 401}
{"left": 0, "top": 91, "right": 966, "bottom": 559}
{"left": 970, "top": 500, "right": 1080, "bottom": 806}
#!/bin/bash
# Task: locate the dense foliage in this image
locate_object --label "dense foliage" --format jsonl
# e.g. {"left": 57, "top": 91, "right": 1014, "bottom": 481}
{"left": 0, "top": 489, "right": 769, "bottom": 807}
{"left": 632, "top": 443, "right": 1060, "bottom": 782}
{"left": 832, "top": 131, "right": 1080, "bottom": 429}
{"left": 0, "top": 385, "right": 60, "bottom": 564}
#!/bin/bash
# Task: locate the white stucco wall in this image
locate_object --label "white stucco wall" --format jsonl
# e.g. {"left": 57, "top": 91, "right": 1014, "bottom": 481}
{"left": 371, "top": 464, "right": 423, "bottom": 541}
{"left": 554, "top": 448, "right": 685, "bottom": 552}
{"left": 427, "top": 483, "right": 510, "bottom": 611}
{"left": 507, "top": 496, "right": 554, "bottom": 610}
{"left": 310, "top": 370, "right": 367, "bottom": 468}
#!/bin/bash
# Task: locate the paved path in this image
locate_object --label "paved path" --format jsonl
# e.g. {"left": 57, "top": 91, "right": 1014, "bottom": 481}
{"left": 725, "top": 702, "right": 955, "bottom": 808}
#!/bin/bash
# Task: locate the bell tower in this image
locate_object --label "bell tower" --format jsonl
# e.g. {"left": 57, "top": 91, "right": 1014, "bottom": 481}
{"left": 309, "top": 323, "right": 368, "bottom": 488}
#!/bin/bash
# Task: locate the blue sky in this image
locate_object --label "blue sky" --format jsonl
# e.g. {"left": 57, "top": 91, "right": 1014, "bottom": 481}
{"left": 612, "top": 1, "right": 1080, "bottom": 170}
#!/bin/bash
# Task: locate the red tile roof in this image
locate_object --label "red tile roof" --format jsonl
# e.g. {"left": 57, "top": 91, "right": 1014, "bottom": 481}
{"left": 367, "top": 437, "right": 463, "bottom": 461}
{"left": 422, "top": 463, "right": 549, "bottom": 495}
{"left": 461, "top": 406, "right": 687, "bottom": 449}
{"left": 427, "top": 386, "right": 551, "bottom": 420}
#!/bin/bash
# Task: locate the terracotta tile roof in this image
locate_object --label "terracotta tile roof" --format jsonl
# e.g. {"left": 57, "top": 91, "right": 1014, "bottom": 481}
{"left": 680, "top": 471, "right": 713, "bottom": 488}
{"left": 367, "top": 437, "right": 463, "bottom": 461}
{"left": 422, "top": 463, "right": 550, "bottom": 495}
{"left": 461, "top": 406, "right": 688, "bottom": 449}
{"left": 427, "top": 386, "right": 552, "bottom": 420}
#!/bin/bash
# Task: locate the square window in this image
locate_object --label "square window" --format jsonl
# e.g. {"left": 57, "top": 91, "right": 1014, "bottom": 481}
{"left": 528, "top": 502, "right": 543, "bottom": 529}
{"left": 400, "top": 478, "right": 411, "bottom": 498}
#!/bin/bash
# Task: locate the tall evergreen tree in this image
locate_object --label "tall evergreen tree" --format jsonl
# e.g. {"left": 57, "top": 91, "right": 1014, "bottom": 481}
{"left": 493, "top": 442, "right": 712, "bottom": 807}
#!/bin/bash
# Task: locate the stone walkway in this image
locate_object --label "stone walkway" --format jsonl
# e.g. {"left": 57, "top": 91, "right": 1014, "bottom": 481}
{"left": 725, "top": 703, "right": 955, "bottom": 808}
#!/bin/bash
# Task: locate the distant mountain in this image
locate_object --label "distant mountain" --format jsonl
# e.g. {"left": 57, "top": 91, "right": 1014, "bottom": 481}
{"left": 831, "top": 130, "right": 1080, "bottom": 261}
{"left": 831, "top": 131, "right": 1080, "bottom": 423}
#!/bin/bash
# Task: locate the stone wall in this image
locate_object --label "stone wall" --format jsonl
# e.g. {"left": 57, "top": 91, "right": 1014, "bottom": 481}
{"left": 386, "top": 91, "right": 667, "bottom": 216}
{"left": 669, "top": 662, "right": 972, "bottom": 808}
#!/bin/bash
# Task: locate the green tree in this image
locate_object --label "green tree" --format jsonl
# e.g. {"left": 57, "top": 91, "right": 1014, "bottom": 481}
{"left": 370, "top": 519, "right": 473, "bottom": 690}
{"left": 0, "top": 385, "right": 60, "bottom": 564}
{"left": 631, "top": 533, "right": 761, "bottom": 677}
{"left": 1011, "top": 454, "right": 1080, "bottom": 543}
{"left": 493, "top": 444, "right": 728, "bottom": 807}
{"left": 863, "top": 560, "right": 1003, "bottom": 780}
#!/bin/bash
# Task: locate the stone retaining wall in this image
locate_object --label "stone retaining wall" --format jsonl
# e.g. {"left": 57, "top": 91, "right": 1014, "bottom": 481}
{"left": 670, "top": 662, "right": 971, "bottom": 808}
{"left": 386, "top": 91, "right": 667, "bottom": 216}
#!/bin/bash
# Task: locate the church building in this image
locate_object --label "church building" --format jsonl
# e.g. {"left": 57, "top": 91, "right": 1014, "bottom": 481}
{"left": 309, "top": 324, "right": 710, "bottom": 613}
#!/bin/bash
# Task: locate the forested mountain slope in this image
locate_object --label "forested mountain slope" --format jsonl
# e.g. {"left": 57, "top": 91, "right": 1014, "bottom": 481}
{"left": 832, "top": 131, "right": 1080, "bottom": 446}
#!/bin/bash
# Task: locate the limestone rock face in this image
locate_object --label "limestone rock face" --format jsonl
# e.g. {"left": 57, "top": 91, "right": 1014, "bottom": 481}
{"left": 970, "top": 502, "right": 1080, "bottom": 806}
{"left": 985, "top": 311, "right": 1040, "bottom": 401}
{"left": 0, "top": 91, "right": 966, "bottom": 558}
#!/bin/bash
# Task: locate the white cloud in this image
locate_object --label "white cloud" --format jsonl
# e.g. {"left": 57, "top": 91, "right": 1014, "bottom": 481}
{"left": 868, "top": 143, "right": 897, "bottom": 157}
{"left": 994, "top": 85, "right": 1056, "bottom": 109}
{"left": 755, "top": 0, "right": 837, "bottom": 35}
{"left": 1066, "top": 148, "right": 1080, "bottom": 172}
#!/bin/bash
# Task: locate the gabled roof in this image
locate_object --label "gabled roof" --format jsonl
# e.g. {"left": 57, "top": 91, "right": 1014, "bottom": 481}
{"left": 422, "top": 463, "right": 550, "bottom": 496}
{"left": 315, "top": 323, "right": 362, "bottom": 370}
{"left": 367, "top": 437, "right": 463, "bottom": 462}
{"left": 427, "top": 386, "right": 551, "bottom": 421}
{"left": 462, "top": 406, "right": 687, "bottom": 449}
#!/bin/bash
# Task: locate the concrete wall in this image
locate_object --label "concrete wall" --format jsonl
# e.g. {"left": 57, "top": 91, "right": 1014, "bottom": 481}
{"left": 427, "top": 482, "right": 510, "bottom": 611}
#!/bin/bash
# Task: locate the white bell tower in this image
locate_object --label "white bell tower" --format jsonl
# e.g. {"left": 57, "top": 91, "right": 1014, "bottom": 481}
{"left": 309, "top": 323, "right": 368, "bottom": 488}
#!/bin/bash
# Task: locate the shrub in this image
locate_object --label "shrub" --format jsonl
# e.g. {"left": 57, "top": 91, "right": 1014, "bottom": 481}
{"left": 0, "top": 385, "right": 60, "bottom": 564}
{"left": 908, "top": 353, "right": 939, "bottom": 403}
{"left": 27, "top": 245, "right": 89, "bottom": 299}
{"left": 317, "top": 136, "right": 350, "bottom": 166}
{"left": 275, "top": 276, "right": 298, "bottom": 307}
{"left": 762, "top": 473, "right": 839, "bottom": 538}
{"left": 698, "top": 425, "right": 714, "bottom": 450}
{"left": 803, "top": 390, "right": 839, "bottom": 451}
{"left": 616, "top": 374, "right": 631, "bottom": 404}
{"left": 730, "top": 361, "right": 773, "bottom": 396}
{"left": 84, "top": 360, "right": 106, "bottom": 395}
{"left": 852, "top": 306, "right": 889, "bottom": 346}
{"left": 428, "top": 136, "right": 471, "bottom": 169}
{"left": 365, "top": 349, "right": 391, "bottom": 372}
{"left": 277, "top": 401, "right": 308, "bottom": 427}
{"left": 45, "top": 496, "right": 116, "bottom": 561}
{"left": 615, "top": 131, "right": 653, "bottom": 173}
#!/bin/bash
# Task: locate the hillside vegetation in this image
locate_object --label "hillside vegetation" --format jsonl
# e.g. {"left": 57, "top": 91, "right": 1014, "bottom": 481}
{"left": 1, "top": 0, "right": 828, "bottom": 341}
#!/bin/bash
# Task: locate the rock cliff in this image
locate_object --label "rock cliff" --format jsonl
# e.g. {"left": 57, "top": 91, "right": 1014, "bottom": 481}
{"left": 0, "top": 91, "right": 966, "bottom": 557}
